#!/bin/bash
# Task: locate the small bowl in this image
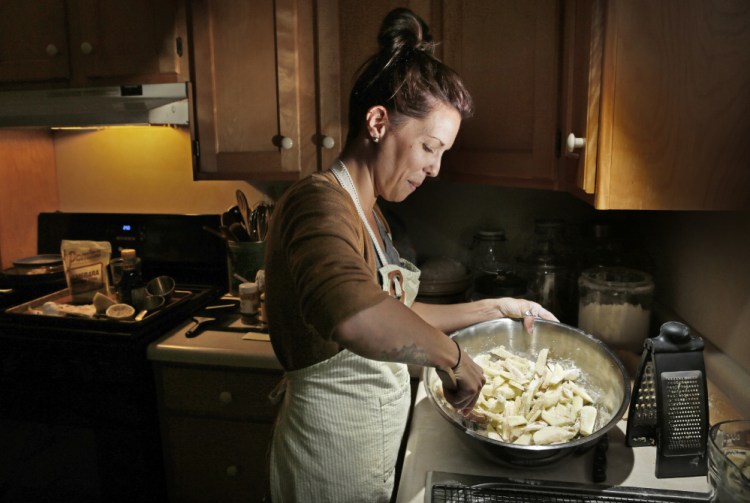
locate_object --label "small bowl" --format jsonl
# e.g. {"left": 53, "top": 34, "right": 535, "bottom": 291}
{"left": 147, "top": 276, "right": 175, "bottom": 301}
{"left": 143, "top": 294, "right": 166, "bottom": 311}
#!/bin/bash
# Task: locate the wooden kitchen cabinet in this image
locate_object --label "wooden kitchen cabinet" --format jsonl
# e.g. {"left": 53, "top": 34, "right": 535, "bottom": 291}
{"left": 188, "top": 0, "right": 342, "bottom": 181}
{"left": 560, "top": 0, "right": 750, "bottom": 210}
{"left": 434, "top": 1, "right": 562, "bottom": 190}
{"left": 0, "top": 0, "right": 186, "bottom": 88}
{"left": 187, "top": 0, "right": 561, "bottom": 183}
{"left": 337, "top": 0, "right": 562, "bottom": 190}
{"left": 153, "top": 363, "right": 282, "bottom": 503}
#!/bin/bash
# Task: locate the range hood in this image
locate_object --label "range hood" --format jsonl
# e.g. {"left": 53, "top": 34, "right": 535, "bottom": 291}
{"left": 0, "top": 83, "right": 189, "bottom": 127}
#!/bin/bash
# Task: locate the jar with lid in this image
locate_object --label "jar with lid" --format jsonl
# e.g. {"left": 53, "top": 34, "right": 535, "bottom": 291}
{"left": 579, "top": 223, "right": 621, "bottom": 268}
{"left": 469, "top": 229, "right": 528, "bottom": 301}
{"left": 577, "top": 267, "right": 654, "bottom": 352}
{"left": 518, "top": 218, "right": 575, "bottom": 323}
{"left": 470, "top": 228, "right": 511, "bottom": 276}
{"left": 239, "top": 282, "right": 259, "bottom": 322}
{"left": 118, "top": 249, "right": 146, "bottom": 309}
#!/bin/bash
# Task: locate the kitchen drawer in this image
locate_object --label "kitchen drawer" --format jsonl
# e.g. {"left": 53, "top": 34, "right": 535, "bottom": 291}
{"left": 163, "top": 415, "right": 273, "bottom": 503}
{"left": 156, "top": 365, "right": 282, "bottom": 421}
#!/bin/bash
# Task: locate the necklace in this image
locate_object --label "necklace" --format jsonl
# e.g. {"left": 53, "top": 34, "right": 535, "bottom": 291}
{"left": 332, "top": 159, "right": 388, "bottom": 266}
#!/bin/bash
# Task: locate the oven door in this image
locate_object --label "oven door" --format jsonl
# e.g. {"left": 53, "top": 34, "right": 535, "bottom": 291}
{"left": 0, "top": 284, "right": 220, "bottom": 502}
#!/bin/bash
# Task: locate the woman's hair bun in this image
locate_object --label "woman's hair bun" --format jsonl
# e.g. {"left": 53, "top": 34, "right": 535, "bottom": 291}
{"left": 377, "top": 7, "right": 435, "bottom": 57}
{"left": 344, "top": 7, "right": 473, "bottom": 148}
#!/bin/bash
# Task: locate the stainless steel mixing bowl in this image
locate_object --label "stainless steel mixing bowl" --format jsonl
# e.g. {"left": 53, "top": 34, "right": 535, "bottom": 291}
{"left": 423, "top": 318, "right": 630, "bottom": 467}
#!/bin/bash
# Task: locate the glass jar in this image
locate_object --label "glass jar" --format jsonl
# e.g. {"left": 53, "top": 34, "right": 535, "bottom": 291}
{"left": 577, "top": 267, "right": 654, "bottom": 352}
{"left": 520, "top": 218, "right": 570, "bottom": 263}
{"left": 469, "top": 228, "right": 529, "bottom": 300}
{"left": 470, "top": 228, "right": 510, "bottom": 275}
{"left": 519, "top": 218, "right": 575, "bottom": 323}
{"left": 708, "top": 420, "right": 750, "bottom": 502}
{"left": 579, "top": 222, "right": 625, "bottom": 270}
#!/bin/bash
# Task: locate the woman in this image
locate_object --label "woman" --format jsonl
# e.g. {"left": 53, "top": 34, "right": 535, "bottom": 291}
{"left": 264, "top": 8, "right": 557, "bottom": 502}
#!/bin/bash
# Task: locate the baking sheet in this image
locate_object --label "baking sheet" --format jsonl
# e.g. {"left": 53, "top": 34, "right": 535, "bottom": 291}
{"left": 3, "top": 288, "right": 193, "bottom": 324}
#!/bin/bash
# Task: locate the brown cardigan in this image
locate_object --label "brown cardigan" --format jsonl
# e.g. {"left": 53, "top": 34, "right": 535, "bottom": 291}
{"left": 264, "top": 171, "right": 391, "bottom": 371}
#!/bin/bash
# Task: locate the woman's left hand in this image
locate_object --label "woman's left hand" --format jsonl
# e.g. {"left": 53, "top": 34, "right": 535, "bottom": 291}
{"left": 492, "top": 298, "right": 559, "bottom": 333}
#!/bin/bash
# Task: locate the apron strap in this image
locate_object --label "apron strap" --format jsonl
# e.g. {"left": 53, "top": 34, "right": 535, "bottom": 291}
{"left": 331, "top": 160, "right": 390, "bottom": 267}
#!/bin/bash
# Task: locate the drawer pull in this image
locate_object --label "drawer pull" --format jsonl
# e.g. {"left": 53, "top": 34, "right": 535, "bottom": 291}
{"left": 218, "top": 391, "right": 233, "bottom": 404}
{"left": 226, "top": 465, "right": 239, "bottom": 477}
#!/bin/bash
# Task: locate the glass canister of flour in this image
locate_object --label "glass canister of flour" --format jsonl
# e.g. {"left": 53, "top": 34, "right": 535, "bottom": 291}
{"left": 577, "top": 267, "right": 654, "bottom": 352}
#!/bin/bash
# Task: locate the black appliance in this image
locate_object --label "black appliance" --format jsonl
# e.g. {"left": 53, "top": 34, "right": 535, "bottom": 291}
{"left": 0, "top": 212, "right": 228, "bottom": 503}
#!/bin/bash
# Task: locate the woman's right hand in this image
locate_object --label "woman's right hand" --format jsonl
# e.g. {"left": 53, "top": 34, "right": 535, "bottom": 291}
{"left": 440, "top": 349, "right": 485, "bottom": 413}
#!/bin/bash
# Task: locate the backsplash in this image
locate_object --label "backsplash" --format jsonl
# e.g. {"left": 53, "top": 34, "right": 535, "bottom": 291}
{"left": 387, "top": 182, "right": 750, "bottom": 416}
{"left": 53, "top": 127, "right": 277, "bottom": 215}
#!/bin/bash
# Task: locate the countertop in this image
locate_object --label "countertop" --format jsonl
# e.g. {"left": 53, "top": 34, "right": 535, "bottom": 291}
{"left": 147, "top": 314, "right": 281, "bottom": 370}
{"left": 146, "top": 309, "right": 744, "bottom": 502}
{"left": 396, "top": 350, "right": 743, "bottom": 503}
{"left": 396, "top": 385, "right": 711, "bottom": 503}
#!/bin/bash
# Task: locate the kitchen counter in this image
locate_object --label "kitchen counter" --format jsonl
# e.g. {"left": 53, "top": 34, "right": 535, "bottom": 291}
{"left": 396, "top": 350, "right": 743, "bottom": 503}
{"left": 146, "top": 310, "right": 283, "bottom": 503}
{"left": 147, "top": 310, "right": 744, "bottom": 502}
{"left": 396, "top": 385, "right": 711, "bottom": 503}
{"left": 147, "top": 315, "right": 281, "bottom": 370}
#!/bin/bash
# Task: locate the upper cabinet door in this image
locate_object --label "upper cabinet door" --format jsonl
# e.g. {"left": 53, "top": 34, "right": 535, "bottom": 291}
{"left": 0, "top": 0, "right": 184, "bottom": 87}
{"left": 563, "top": 0, "right": 750, "bottom": 210}
{"left": 68, "top": 0, "right": 183, "bottom": 85}
{"left": 437, "top": 0, "right": 562, "bottom": 189}
{"left": 190, "top": 0, "right": 332, "bottom": 180}
{"left": 0, "top": 1, "right": 70, "bottom": 83}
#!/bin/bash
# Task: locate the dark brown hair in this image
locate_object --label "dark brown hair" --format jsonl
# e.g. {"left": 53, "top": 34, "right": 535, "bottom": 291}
{"left": 345, "top": 8, "right": 474, "bottom": 148}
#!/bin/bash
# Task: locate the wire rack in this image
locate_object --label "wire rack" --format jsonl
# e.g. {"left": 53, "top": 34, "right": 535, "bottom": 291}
{"left": 431, "top": 481, "right": 710, "bottom": 503}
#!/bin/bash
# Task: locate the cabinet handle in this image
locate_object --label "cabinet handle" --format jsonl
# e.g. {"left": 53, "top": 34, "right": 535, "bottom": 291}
{"left": 218, "top": 391, "right": 233, "bottom": 404}
{"left": 80, "top": 41, "right": 94, "bottom": 55}
{"left": 566, "top": 133, "right": 586, "bottom": 153}
{"left": 280, "top": 136, "right": 294, "bottom": 150}
{"left": 321, "top": 136, "right": 335, "bottom": 150}
{"left": 46, "top": 44, "right": 59, "bottom": 57}
{"left": 226, "top": 465, "right": 239, "bottom": 477}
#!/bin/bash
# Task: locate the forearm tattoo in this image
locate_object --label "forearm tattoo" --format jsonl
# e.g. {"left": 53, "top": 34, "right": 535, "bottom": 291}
{"left": 379, "top": 343, "right": 430, "bottom": 366}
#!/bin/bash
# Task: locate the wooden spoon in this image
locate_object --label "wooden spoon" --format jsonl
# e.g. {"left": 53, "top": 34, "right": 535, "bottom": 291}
{"left": 235, "top": 190, "right": 252, "bottom": 237}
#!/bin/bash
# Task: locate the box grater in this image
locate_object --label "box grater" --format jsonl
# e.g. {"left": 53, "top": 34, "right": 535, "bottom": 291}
{"left": 626, "top": 321, "right": 709, "bottom": 478}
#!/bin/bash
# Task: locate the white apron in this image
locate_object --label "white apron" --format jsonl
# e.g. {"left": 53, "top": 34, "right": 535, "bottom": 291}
{"left": 269, "top": 161, "right": 420, "bottom": 502}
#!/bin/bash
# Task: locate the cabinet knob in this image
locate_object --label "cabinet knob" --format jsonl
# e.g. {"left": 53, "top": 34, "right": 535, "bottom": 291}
{"left": 80, "top": 41, "right": 94, "bottom": 55}
{"left": 566, "top": 133, "right": 586, "bottom": 153}
{"left": 321, "top": 136, "right": 335, "bottom": 150}
{"left": 280, "top": 136, "right": 294, "bottom": 150}
{"left": 218, "top": 391, "right": 233, "bottom": 404}
{"left": 46, "top": 44, "right": 59, "bottom": 57}
{"left": 226, "top": 465, "right": 239, "bottom": 477}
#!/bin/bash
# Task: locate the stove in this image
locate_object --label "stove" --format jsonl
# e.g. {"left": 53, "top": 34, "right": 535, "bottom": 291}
{"left": 0, "top": 212, "right": 229, "bottom": 503}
